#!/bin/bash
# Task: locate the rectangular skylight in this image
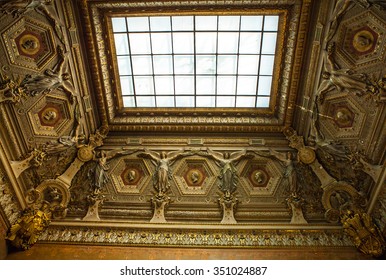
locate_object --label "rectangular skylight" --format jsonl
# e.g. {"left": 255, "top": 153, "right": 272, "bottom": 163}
{"left": 111, "top": 15, "right": 279, "bottom": 108}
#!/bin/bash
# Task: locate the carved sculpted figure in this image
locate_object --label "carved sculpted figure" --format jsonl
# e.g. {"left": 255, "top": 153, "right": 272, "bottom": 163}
{"left": 317, "top": 43, "right": 371, "bottom": 103}
{"left": 269, "top": 149, "right": 298, "bottom": 196}
{"left": 92, "top": 148, "right": 141, "bottom": 191}
{"left": 204, "top": 149, "right": 248, "bottom": 195}
{"left": 21, "top": 46, "right": 74, "bottom": 102}
{"left": 139, "top": 149, "right": 192, "bottom": 196}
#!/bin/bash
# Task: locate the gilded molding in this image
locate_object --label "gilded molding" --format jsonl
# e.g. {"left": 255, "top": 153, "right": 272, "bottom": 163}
{"left": 38, "top": 225, "right": 353, "bottom": 248}
{"left": 0, "top": 167, "right": 21, "bottom": 225}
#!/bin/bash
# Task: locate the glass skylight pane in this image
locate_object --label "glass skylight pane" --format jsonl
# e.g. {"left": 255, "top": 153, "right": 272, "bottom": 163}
{"left": 217, "top": 76, "right": 236, "bottom": 95}
{"left": 176, "top": 96, "right": 194, "bottom": 107}
{"left": 240, "top": 16, "right": 263, "bottom": 31}
{"left": 123, "top": 96, "right": 135, "bottom": 107}
{"left": 196, "top": 32, "right": 217, "bottom": 54}
{"left": 114, "top": 34, "right": 130, "bottom": 55}
{"left": 218, "top": 16, "right": 240, "bottom": 31}
{"left": 127, "top": 17, "right": 149, "bottom": 32}
{"left": 156, "top": 96, "right": 175, "bottom": 107}
{"left": 260, "top": 55, "right": 275, "bottom": 75}
{"left": 174, "top": 55, "right": 194, "bottom": 74}
{"left": 175, "top": 76, "right": 194, "bottom": 94}
{"left": 150, "top": 17, "right": 171, "bottom": 31}
{"left": 256, "top": 96, "right": 270, "bottom": 107}
{"left": 237, "top": 76, "right": 257, "bottom": 95}
{"left": 151, "top": 33, "right": 172, "bottom": 54}
{"left": 195, "top": 16, "right": 217, "bottom": 30}
{"left": 262, "top": 33, "right": 277, "bottom": 54}
{"left": 134, "top": 76, "right": 154, "bottom": 95}
{"left": 129, "top": 33, "right": 151, "bottom": 54}
{"left": 131, "top": 56, "right": 152, "bottom": 75}
{"left": 117, "top": 56, "right": 131, "bottom": 75}
{"left": 196, "top": 96, "right": 215, "bottom": 107}
{"left": 113, "top": 14, "right": 279, "bottom": 108}
{"left": 257, "top": 76, "right": 272, "bottom": 96}
{"left": 120, "top": 76, "right": 134, "bottom": 95}
{"left": 239, "top": 33, "right": 261, "bottom": 54}
{"left": 155, "top": 76, "right": 174, "bottom": 95}
{"left": 196, "top": 55, "right": 216, "bottom": 74}
{"left": 218, "top": 32, "right": 239, "bottom": 53}
{"left": 153, "top": 55, "right": 173, "bottom": 74}
{"left": 196, "top": 76, "right": 215, "bottom": 95}
{"left": 238, "top": 55, "right": 259, "bottom": 75}
{"left": 112, "top": 17, "right": 127, "bottom": 32}
{"left": 137, "top": 96, "right": 155, "bottom": 107}
{"left": 172, "top": 16, "right": 193, "bottom": 31}
{"left": 217, "top": 96, "right": 235, "bottom": 107}
{"left": 217, "top": 55, "right": 237, "bottom": 74}
{"left": 173, "top": 33, "right": 194, "bottom": 53}
{"left": 236, "top": 96, "right": 256, "bottom": 107}
{"left": 264, "top": 16, "right": 279, "bottom": 31}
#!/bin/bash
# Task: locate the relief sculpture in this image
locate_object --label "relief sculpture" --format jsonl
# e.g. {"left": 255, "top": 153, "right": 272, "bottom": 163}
{"left": 139, "top": 148, "right": 193, "bottom": 223}
{"left": 20, "top": 46, "right": 75, "bottom": 103}
{"left": 201, "top": 149, "right": 249, "bottom": 224}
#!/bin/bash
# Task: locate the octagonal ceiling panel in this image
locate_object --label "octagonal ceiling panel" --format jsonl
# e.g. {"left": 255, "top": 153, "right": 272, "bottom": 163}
{"left": 319, "top": 93, "right": 367, "bottom": 140}
{"left": 239, "top": 158, "right": 282, "bottom": 197}
{"left": 336, "top": 10, "right": 386, "bottom": 68}
{"left": 109, "top": 158, "right": 152, "bottom": 195}
{"left": 173, "top": 157, "right": 218, "bottom": 196}
{"left": 27, "top": 94, "right": 73, "bottom": 137}
{"left": 2, "top": 16, "right": 56, "bottom": 71}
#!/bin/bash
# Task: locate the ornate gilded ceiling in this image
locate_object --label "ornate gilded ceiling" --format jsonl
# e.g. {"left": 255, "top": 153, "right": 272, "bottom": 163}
{"left": 0, "top": 0, "right": 385, "bottom": 258}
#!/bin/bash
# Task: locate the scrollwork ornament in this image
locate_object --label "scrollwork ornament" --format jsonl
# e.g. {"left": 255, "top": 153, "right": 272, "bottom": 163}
{"left": 10, "top": 148, "right": 47, "bottom": 178}
{"left": 25, "top": 189, "right": 42, "bottom": 205}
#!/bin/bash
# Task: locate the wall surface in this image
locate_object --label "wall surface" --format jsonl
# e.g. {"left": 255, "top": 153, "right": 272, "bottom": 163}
{"left": 6, "top": 243, "right": 372, "bottom": 260}
{"left": 0, "top": 214, "right": 8, "bottom": 260}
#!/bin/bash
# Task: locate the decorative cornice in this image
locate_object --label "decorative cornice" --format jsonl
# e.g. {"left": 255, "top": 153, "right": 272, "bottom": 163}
{"left": 39, "top": 223, "right": 353, "bottom": 247}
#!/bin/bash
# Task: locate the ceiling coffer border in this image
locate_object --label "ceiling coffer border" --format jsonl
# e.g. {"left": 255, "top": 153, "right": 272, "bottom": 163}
{"left": 80, "top": 0, "right": 312, "bottom": 133}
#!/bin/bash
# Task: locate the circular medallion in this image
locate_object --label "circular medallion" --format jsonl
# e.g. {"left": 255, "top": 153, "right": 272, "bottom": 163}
{"left": 186, "top": 168, "right": 204, "bottom": 186}
{"left": 19, "top": 34, "right": 40, "bottom": 55}
{"left": 77, "top": 146, "right": 94, "bottom": 162}
{"left": 353, "top": 30, "right": 374, "bottom": 53}
{"left": 298, "top": 147, "right": 316, "bottom": 164}
{"left": 40, "top": 107, "right": 60, "bottom": 126}
{"left": 121, "top": 167, "right": 141, "bottom": 185}
{"left": 333, "top": 107, "right": 354, "bottom": 128}
{"left": 250, "top": 169, "right": 268, "bottom": 186}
